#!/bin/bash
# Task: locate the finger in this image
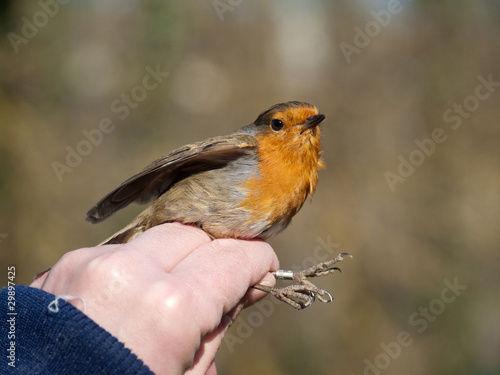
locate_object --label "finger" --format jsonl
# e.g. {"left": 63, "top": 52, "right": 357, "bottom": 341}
{"left": 186, "top": 361, "right": 217, "bottom": 375}
{"left": 36, "top": 244, "right": 122, "bottom": 292}
{"left": 127, "top": 223, "right": 212, "bottom": 271}
{"left": 244, "top": 272, "right": 276, "bottom": 306}
{"left": 185, "top": 303, "right": 243, "bottom": 375}
{"left": 206, "top": 362, "right": 217, "bottom": 375}
{"left": 172, "top": 238, "right": 279, "bottom": 325}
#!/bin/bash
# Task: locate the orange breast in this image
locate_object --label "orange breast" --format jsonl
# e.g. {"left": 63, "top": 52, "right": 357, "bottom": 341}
{"left": 239, "top": 126, "right": 323, "bottom": 227}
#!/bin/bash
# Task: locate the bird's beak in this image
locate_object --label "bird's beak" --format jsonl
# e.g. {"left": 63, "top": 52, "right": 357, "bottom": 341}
{"left": 300, "top": 114, "right": 325, "bottom": 134}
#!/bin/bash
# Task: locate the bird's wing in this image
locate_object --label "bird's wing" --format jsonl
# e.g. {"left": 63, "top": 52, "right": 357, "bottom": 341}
{"left": 86, "top": 134, "right": 257, "bottom": 223}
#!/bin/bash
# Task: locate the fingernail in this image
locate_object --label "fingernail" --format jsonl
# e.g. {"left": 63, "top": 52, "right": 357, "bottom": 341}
{"left": 258, "top": 272, "right": 276, "bottom": 288}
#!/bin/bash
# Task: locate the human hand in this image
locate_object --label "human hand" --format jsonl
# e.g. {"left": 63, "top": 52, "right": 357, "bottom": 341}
{"left": 30, "top": 223, "right": 279, "bottom": 374}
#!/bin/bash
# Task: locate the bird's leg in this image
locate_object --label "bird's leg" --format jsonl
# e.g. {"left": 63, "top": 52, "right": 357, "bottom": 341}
{"left": 253, "top": 253, "right": 353, "bottom": 310}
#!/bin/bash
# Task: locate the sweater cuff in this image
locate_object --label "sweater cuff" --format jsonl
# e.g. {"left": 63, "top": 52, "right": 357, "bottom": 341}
{"left": 1, "top": 285, "right": 154, "bottom": 374}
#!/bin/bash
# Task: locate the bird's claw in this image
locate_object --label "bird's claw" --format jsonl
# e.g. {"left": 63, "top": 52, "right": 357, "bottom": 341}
{"left": 254, "top": 283, "right": 333, "bottom": 310}
{"left": 254, "top": 253, "right": 352, "bottom": 310}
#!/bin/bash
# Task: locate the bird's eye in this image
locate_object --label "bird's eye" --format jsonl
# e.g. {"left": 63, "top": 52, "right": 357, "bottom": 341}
{"left": 270, "top": 119, "right": 284, "bottom": 131}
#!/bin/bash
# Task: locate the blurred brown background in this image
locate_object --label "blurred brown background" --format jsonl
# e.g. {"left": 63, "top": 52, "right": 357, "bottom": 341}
{"left": 1, "top": 1, "right": 499, "bottom": 374}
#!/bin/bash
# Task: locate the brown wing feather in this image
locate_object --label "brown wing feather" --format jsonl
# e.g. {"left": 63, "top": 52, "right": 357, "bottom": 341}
{"left": 86, "top": 134, "right": 257, "bottom": 223}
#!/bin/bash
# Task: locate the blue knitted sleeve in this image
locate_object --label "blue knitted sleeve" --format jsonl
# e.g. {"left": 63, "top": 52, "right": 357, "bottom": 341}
{"left": 1, "top": 285, "right": 154, "bottom": 374}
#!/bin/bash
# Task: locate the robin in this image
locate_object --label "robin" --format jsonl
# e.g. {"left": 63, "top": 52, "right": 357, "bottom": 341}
{"left": 78, "top": 101, "right": 350, "bottom": 309}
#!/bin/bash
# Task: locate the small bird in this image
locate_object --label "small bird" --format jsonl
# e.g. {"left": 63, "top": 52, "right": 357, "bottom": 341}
{"left": 86, "top": 101, "right": 349, "bottom": 309}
